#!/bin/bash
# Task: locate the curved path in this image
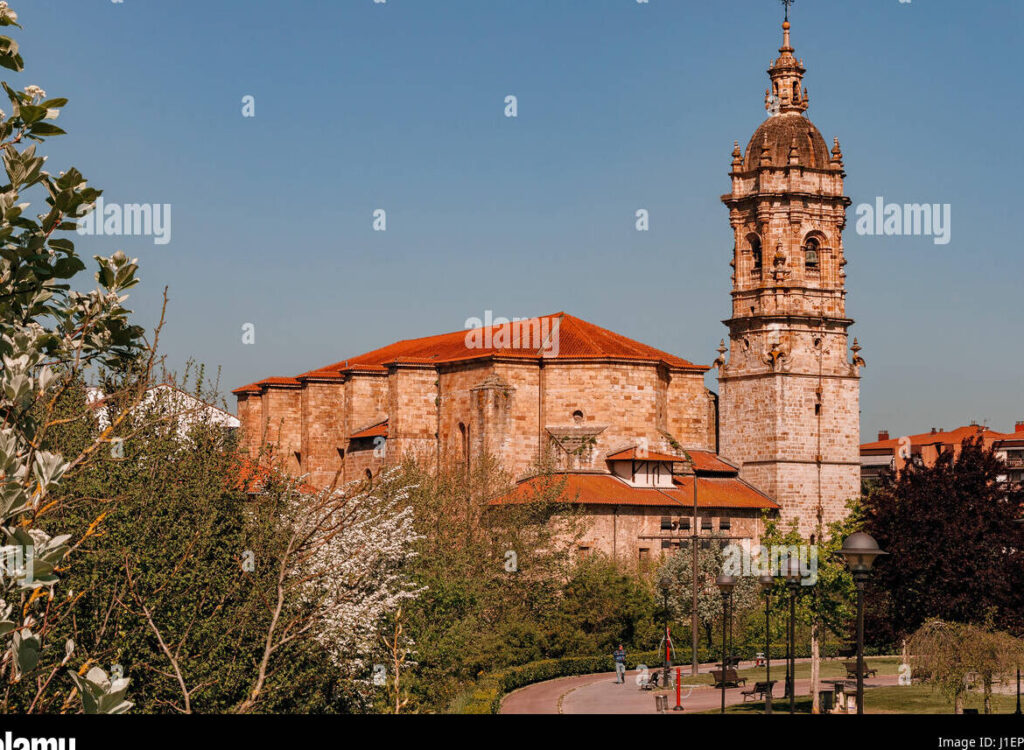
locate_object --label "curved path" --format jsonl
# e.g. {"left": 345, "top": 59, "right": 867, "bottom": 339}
{"left": 501, "top": 660, "right": 899, "bottom": 714}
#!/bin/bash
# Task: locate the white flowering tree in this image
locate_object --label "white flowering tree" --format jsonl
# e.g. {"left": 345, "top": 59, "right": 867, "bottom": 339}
{"left": 237, "top": 469, "right": 423, "bottom": 712}
{"left": 0, "top": 3, "right": 150, "bottom": 713}
{"left": 659, "top": 542, "right": 759, "bottom": 653}
{"left": 302, "top": 470, "right": 423, "bottom": 675}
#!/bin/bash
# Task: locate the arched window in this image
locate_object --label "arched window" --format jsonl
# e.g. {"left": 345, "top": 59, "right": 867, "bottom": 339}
{"left": 804, "top": 237, "right": 821, "bottom": 271}
{"left": 748, "top": 235, "right": 763, "bottom": 272}
{"left": 793, "top": 82, "right": 801, "bottom": 103}
{"left": 572, "top": 410, "right": 584, "bottom": 425}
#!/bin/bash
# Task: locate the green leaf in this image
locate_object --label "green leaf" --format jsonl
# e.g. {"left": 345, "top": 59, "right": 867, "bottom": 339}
{"left": 18, "top": 104, "right": 46, "bottom": 125}
{"left": 29, "top": 122, "right": 65, "bottom": 137}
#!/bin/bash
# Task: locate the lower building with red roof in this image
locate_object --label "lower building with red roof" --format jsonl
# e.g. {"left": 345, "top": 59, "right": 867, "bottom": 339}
{"left": 861, "top": 422, "right": 1024, "bottom": 485}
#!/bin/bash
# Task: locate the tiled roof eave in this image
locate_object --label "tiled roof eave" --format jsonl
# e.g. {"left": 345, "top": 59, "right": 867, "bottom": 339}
{"left": 491, "top": 472, "right": 779, "bottom": 511}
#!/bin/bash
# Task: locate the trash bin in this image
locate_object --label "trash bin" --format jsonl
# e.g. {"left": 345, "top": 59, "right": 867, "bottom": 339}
{"left": 820, "top": 688, "right": 835, "bottom": 712}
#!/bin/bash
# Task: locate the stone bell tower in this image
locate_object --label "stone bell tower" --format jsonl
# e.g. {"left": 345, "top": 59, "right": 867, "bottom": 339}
{"left": 716, "top": 17, "right": 863, "bottom": 537}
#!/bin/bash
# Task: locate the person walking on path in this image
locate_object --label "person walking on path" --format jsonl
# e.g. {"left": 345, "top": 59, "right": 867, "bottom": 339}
{"left": 613, "top": 645, "right": 627, "bottom": 684}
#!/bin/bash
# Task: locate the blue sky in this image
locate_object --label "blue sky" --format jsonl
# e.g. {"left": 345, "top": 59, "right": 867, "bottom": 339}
{"left": 14, "top": 0, "right": 1024, "bottom": 442}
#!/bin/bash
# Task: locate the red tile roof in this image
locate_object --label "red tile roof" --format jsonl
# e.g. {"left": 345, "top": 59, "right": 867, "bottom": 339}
{"left": 688, "top": 451, "right": 741, "bottom": 474}
{"left": 234, "top": 313, "right": 707, "bottom": 394}
{"left": 607, "top": 448, "right": 687, "bottom": 463}
{"left": 605, "top": 447, "right": 739, "bottom": 475}
{"left": 671, "top": 476, "right": 780, "bottom": 509}
{"left": 349, "top": 420, "right": 388, "bottom": 439}
{"left": 861, "top": 425, "right": 1019, "bottom": 452}
{"left": 491, "top": 472, "right": 778, "bottom": 510}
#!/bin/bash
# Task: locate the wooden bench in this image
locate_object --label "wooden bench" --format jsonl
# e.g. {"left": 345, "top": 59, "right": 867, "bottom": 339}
{"left": 844, "top": 661, "right": 878, "bottom": 679}
{"left": 741, "top": 680, "right": 776, "bottom": 702}
{"left": 711, "top": 669, "right": 746, "bottom": 689}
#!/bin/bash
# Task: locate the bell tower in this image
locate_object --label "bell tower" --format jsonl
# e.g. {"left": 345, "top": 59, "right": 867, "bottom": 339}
{"left": 717, "top": 16, "right": 863, "bottom": 537}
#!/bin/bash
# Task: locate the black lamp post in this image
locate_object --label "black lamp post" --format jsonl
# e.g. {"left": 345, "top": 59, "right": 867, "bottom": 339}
{"left": 716, "top": 574, "right": 735, "bottom": 715}
{"left": 759, "top": 574, "right": 775, "bottom": 715}
{"left": 838, "top": 532, "right": 888, "bottom": 716}
{"left": 784, "top": 559, "right": 802, "bottom": 714}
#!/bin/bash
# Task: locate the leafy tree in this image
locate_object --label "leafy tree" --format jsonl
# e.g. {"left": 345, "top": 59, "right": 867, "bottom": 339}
{"left": 0, "top": 2, "right": 146, "bottom": 712}
{"left": 398, "top": 454, "right": 586, "bottom": 710}
{"left": 862, "top": 437, "right": 1024, "bottom": 642}
{"left": 659, "top": 540, "right": 758, "bottom": 653}
{"left": 546, "top": 555, "right": 657, "bottom": 658}
{"left": 908, "top": 619, "right": 1024, "bottom": 714}
{"left": 908, "top": 620, "right": 975, "bottom": 714}
{"left": 759, "top": 509, "right": 861, "bottom": 712}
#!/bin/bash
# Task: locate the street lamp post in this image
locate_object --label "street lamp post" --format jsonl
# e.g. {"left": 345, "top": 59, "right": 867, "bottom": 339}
{"left": 838, "top": 532, "right": 888, "bottom": 716}
{"left": 784, "top": 561, "right": 801, "bottom": 714}
{"left": 759, "top": 574, "right": 775, "bottom": 715}
{"left": 716, "top": 574, "right": 736, "bottom": 715}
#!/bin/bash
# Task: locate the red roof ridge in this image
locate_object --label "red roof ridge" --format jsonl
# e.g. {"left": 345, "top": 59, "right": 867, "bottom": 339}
{"left": 491, "top": 471, "right": 778, "bottom": 510}
{"left": 236, "top": 312, "right": 708, "bottom": 394}
{"left": 861, "top": 424, "right": 1019, "bottom": 451}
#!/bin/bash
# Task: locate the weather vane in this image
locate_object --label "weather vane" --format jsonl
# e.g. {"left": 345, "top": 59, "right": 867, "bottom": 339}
{"left": 780, "top": 0, "right": 795, "bottom": 22}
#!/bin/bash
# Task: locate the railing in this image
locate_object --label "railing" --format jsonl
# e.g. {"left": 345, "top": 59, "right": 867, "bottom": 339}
{"left": 1004, "top": 456, "right": 1024, "bottom": 469}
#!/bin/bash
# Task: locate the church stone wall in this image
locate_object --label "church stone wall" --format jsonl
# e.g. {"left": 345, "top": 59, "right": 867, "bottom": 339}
{"left": 262, "top": 387, "right": 302, "bottom": 474}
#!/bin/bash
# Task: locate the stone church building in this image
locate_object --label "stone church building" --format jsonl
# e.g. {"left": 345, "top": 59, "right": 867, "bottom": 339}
{"left": 233, "top": 19, "right": 862, "bottom": 556}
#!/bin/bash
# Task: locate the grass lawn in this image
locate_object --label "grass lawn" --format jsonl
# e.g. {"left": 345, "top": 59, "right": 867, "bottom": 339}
{"left": 700, "top": 686, "right": 1020, "bottom": 715}
{"left": 679, "top": 656, "right": 901, "bottom": 686}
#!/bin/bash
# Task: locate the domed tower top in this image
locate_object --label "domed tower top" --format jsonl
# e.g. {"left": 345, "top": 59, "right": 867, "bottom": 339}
{"left": 765, "top": 20, "right": 809, "bottom": 116}
{"left": 736, "top": 11, "right": 843, "bottom": 175}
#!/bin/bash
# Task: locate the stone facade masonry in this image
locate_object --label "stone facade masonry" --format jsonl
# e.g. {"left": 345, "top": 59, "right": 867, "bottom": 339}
{"left": 240, "top": 359, "right": 717, "bottom": 489}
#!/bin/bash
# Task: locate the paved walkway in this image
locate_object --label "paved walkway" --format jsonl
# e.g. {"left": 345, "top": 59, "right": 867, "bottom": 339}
{"left": 501, "top": 660, "right": 899, "bottom": 714}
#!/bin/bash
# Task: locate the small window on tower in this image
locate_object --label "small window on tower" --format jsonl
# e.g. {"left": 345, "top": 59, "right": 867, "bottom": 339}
{"left": 750, "top": 235, "right": 763, "bottom": 272}
{"left": 805, "top": 237, "right": 821, "bottom": 271}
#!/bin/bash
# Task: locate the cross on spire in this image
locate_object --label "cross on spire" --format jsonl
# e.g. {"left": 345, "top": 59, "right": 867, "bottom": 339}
{"left": 780, "top": 0, "right": 795, "bottom": 22}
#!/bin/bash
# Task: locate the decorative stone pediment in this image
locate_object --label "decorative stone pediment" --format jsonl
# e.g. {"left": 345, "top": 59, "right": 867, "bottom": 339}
{"left": 547, "top": 425, "right": 608, "bottom": 469}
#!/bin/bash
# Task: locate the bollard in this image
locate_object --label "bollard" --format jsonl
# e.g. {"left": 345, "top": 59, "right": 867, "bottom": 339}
{"left": 673, "top": 667, "right": 684, "bottom": 711}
